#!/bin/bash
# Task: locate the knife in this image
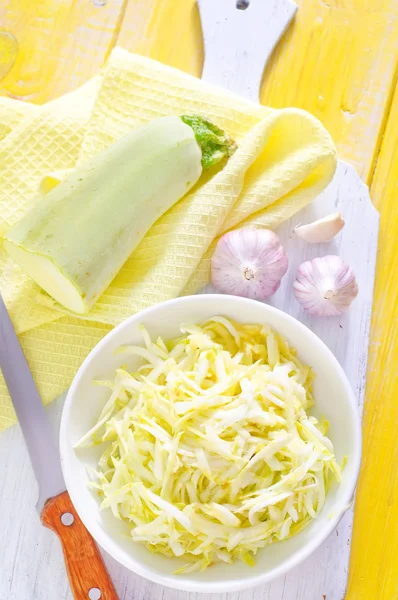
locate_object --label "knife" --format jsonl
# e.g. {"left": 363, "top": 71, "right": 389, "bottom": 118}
{"left": 0, "top": 293, "right": 118, "bottom": 600}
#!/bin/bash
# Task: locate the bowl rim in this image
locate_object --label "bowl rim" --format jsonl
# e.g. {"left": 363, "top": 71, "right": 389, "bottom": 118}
{"left": 60, "top": 294, "right": 362, "bottom": 593}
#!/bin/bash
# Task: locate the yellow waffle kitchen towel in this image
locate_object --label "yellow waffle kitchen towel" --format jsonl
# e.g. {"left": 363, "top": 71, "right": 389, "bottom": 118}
{"left": 0, "top": 48, "right": 337, "bottom": 429}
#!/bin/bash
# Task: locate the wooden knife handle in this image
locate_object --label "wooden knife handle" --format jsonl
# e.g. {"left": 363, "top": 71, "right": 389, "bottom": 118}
{"left": 41, "top": 491, "right": 118, "bottom": 600}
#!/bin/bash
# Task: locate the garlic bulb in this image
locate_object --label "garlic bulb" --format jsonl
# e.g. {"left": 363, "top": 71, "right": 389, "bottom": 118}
{"left": 293, "top": 255, "right": 358, "bottom": 316}
{"left": 294, "top": 212, "right": 345, "bottom": 243}
{"left": 211, "top": 228, "right": 288, "bottom": 299}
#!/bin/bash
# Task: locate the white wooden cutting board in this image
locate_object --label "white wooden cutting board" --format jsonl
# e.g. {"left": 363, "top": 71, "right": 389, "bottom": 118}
{"left": 0, "top": 1, "right": 379, "bottom": 599}
{"left": 198, "top": 2, "right": 380, "bottom": 599}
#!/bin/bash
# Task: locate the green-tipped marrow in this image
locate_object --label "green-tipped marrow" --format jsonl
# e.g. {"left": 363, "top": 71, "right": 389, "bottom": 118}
{"left": 3, "top": 115, "right": 236, "bottom": 314}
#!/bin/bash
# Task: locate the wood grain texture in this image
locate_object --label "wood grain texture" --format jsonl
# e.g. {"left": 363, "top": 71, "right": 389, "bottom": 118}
{"left": 0, "top": 0, "right": 398, "bottom": 599}
{"left": 259, "top": 0, "right": 398, "bottom": 181}
{"left": 118, "top": 0, "right": 204, "bottom": 75}
{"left": 0, "top": 0, "right": 126, "bottom": 103}
{"left": 41, "top": 491, "right": 118, "bottom": 600}
{"left": 346, "top": 73, "right": 398, "bottom": 600}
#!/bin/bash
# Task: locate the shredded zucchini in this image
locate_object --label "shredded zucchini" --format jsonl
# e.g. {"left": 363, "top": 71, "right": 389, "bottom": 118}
{"left": 76, "top": 318, "right": 341, "bottom": 572}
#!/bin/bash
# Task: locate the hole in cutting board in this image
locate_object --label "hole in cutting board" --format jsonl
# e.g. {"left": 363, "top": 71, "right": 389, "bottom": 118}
{"left": 236, "top": 0, "right": 250, "bottom": 9}
{"left": 88, "top": 589, "right": 102, "bottom": 600}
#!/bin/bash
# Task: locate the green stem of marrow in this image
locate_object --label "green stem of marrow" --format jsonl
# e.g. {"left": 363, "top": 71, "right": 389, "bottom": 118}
{"left": 181, "top": 115, "right": 237, "bottom": 169}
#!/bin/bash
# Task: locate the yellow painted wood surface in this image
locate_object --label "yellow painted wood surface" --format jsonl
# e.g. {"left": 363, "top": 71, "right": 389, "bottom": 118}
{"left": 0, "top": 0, "right": 126, "bottom": 102}
{"left": 0, "top": 0, "right": 397, "bottom": 597}
{"left": 346, "top": 78, "right": 398, "bottom": 600}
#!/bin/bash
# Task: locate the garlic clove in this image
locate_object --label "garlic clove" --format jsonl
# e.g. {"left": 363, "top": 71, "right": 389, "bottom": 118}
{"left": 211, "top": 228, "right": 288, "bottom": 300}
{"left": 293, "top": 255, "right": 358, "bottom": 317}
{"left": 294, "top": 212, "right": 345, "bottom": 243}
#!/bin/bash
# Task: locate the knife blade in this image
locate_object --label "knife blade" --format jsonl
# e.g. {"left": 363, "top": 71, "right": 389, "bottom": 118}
{"left": 0, "top": 293, "right": 119, "bottom": 599}
{"left": 0, "top": 293, "right": 65, "bottom": 511}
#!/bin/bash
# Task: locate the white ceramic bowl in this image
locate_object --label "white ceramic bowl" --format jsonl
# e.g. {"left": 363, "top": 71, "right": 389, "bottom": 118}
{"left": 60, "top": 295, "right": 361, "bottom": 593}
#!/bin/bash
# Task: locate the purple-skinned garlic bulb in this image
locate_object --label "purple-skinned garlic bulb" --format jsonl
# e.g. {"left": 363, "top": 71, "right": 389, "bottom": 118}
{"left": 293, "top": 255, "right": 358, "bottom": 316}
{"left": 211, "top": 228, "right": 288, "bottom": 300}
